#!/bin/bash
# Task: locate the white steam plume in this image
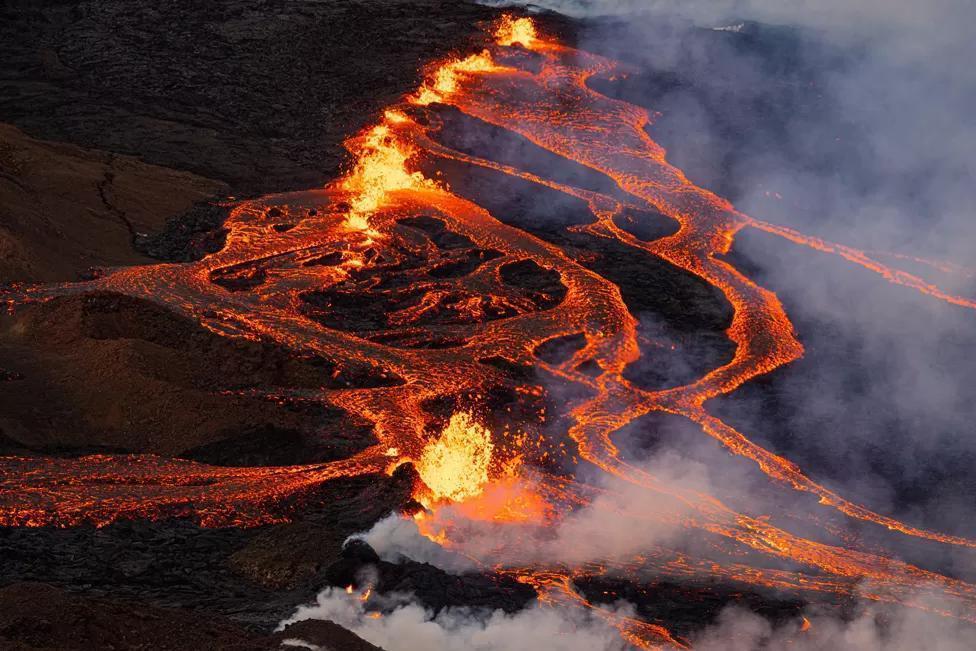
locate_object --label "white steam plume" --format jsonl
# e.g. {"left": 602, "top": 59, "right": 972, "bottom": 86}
{"left": 694, "top": 601, "right": 975, "bottom": 650}
{"left": 279, "top": 587, "right": 633, "bottom": 651}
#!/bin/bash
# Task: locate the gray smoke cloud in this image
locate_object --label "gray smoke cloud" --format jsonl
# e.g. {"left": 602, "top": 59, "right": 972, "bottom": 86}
{"left": 482, "top": 0, "right": 976, "bottom": 255}
{"left": 280, "top": 584, "right": 975, "bottom": 650}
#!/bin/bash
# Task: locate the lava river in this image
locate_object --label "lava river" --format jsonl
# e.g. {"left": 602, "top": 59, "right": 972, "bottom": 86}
{"left": 2, "top": 15, "right": 975, "bottom": 649}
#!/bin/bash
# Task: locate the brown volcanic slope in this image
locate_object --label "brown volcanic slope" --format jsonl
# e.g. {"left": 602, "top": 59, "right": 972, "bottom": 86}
{"left": 0, "top": 291, "right": 382, "bottom": 456}
{"left": 0, "top": 125, "right": 353, "bottom": 457}
{"left": 0, "top": 122, "right": 225, "bottom": 282}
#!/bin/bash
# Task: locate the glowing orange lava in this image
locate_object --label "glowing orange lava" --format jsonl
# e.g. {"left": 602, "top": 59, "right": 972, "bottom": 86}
{"left": 340, "top": 117, "right": 435, "bottom": 231}
{"left": 495, "top": 15, "right": 537, "bottom": 48}
{"left": 413, "top": 50, "right": 497, "bottom": 107}
{"left": 414, "top": 412, "right": 495, "bottom": 505}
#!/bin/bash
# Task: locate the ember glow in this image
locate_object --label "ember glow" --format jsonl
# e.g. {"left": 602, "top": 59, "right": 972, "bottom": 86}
{"left": 2, "top": 15, "right": 975, "bottom": 649}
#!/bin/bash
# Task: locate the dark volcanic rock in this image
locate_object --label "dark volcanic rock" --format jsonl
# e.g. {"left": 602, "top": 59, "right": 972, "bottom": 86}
{"left": 0, "top": 292, "right": 388, "bottom": 457}
{"left": 0, "top": 0, "right": 501, "bottom": 196}
{"left": 0, "top": 581, "right": 383, "bottom": 650}
{"left": 576, "top": 576, "right": 810, "bottom": 641}
{"left": 229, "top": 465, "right": 419, "bottom": 591}
{"left": 324, "top": 540, "right": 537, "bottom": 615}
{"left": 500, "top": 259, "right": 568, "bottom": 309}
{"left": 0, "top": 472, "right": 416, "bottom": 630}
{"left": 134, "top": 201, "right": 233, "bottom": 262}
{"left": 180, "top": 424, "right": 372, "bottom": 468}
{"left": 0, "top": 582, "right": 269, "bottom": 650}
{"left": 534, "top": 332, "right": 588, "bottom": 365}
{"left": 274, "top": 620, "right": 384, "bottom": 651}
{"left": 398, "top": 216, "right": 477, "bottom": 251}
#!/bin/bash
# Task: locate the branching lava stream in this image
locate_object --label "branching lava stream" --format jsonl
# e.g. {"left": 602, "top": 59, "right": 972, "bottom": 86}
{"left": 2, "top": 15, "right": 975, "bottom": 649}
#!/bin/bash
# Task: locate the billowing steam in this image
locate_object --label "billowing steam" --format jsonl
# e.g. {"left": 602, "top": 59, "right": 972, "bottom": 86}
{"left": 694, "top": 601, "right": 975, "bottom": 651}
{"left": 279, "top": 586, "right": 633, "bottom": 651}
{"left": 361, "top": 451, "right": 714, "bottom": 571}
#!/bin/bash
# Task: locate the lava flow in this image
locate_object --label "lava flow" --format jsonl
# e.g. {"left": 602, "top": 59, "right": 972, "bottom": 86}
{"left": 2, "top": 14, "right": 976, "bottom": 649}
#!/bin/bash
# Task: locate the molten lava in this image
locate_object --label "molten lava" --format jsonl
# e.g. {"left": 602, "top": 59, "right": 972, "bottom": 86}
{"left": 340, "top": 117, "right": 434, "bottom": 231}
{"left": 495, "top": 15, "right": 537, "bottom": 48}
{"left": 414, "top": 50, "right": 497, "bottom": 107}
{"left": 2, "top": 13, "right": 975, "bottom": 649}
{"left": 414, "top": 412, "right": 495, "bottom": 505}
{"left": 411, "top": 412, "right": 549, "bottom": 530}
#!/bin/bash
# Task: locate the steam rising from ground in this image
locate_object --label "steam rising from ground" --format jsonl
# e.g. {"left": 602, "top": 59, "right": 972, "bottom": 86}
{"left": 360, "top": 451, "right": 712, "bottom": 571}
{"left": 695, "top": 602, "right": 975, "bottom": 650}
{"left": 280, "top": 578, "right": 975, "bottom": 650}
{"left": 279, "top": 594, "right": 974, "bottom": 651}
{"left": 340, "top": 430, "right": 976, "bottom": 648}
{"left": 288, "top": 519, "right": 976, "bottom": 650}
{"left": 279, "top": 587, "right": 631, "bottom": 651}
